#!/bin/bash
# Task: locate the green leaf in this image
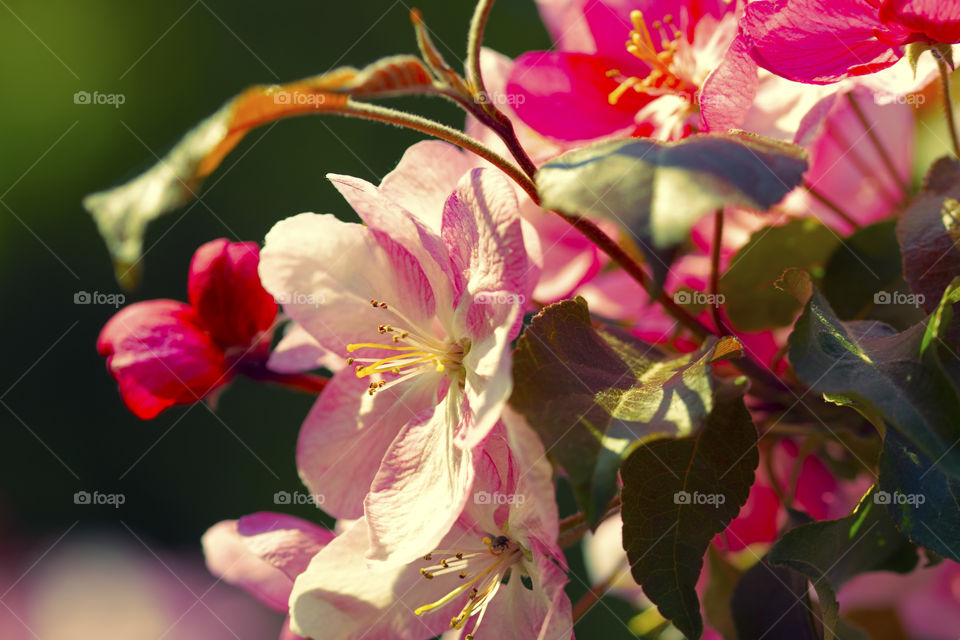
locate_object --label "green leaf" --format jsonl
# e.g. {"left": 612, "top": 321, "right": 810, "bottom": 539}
{"left": 720, "top": 218, "right": 839, "bottom": 331}
{"left": 822, "top": 220, "right": 923, "bottom": 330}
{"left": 509, "top": 297, "right": 742, "bottom": 523}
{"left": 82, "top": 56, "right": 437, "bottom": 289}
{"left": 620, "top": 389, "right": 758, "bottom": 640}
{"left": 768, "top": 487, "right": 918, "bottom": 640}
{"left": 788, "top": 287, "right": 960, "bottom": 478}
{"left": 879, "top": 429, "right": 960, "bottom": 562}
{"left": 896, "top": 156, "right": 960, "bottom": 315}
{"left": 535, "top": 131, "right": 807, "bottom": 290}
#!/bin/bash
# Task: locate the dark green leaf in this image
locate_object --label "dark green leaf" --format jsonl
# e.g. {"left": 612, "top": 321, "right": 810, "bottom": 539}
{"left": 620, "top": 389, "right": 758, "bottom": 640}
{"left": 720, "top": 218, "right": 839, "bottom": 331}
{"left": 879, "top": 428, "right": 960, "bottom": 562}
{"left": 788, "top": 287, "right": 960, "bottom": 478}
{"left": 768, "top": 487, "right": 918, "bottom": 640}
{"left": 896, "top": 156, "right": 960, "bottom": 314}
{"left": 822, "top": 220, "right": 924, "bottom": 330}
{"left": 536, "top": 131, "right": 807, "bottom": 290}
{"left": 509, "top": 297, "right": 741, "bottom": 523}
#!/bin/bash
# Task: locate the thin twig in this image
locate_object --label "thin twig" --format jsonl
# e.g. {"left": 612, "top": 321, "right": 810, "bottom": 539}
{"left": 804, "top": 182, "right": 860, "bottom": 229}
{"left": 933, "top": 47, "right": 960, "bottom": 158}
{"left": 845, "top": 92, "right": 909, "bottom": 195}
{"left": 331, "top": 99, "right": 539, "bottom": 203}
{"left": 467, "top": 0, "right": 496, "bottom": 99}
{"left": 571, "top": 569, "right": 625, "bottom": 622}
{"left": 709, "top": 208, "right": 728, "bottom": 335}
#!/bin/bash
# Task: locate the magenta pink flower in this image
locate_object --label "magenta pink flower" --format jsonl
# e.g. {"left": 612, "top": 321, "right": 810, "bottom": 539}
{"left": 258, "top": 166, "right": 531, "bottom": 566}
{"left": 506, "top": 0, "right": 741, "bottom": 141}
{"left": 203, "top": 512, "right": 335, "bottom": 640}
{"left": 285, "top": 423, "right": 572, "bottom": 640}
{"left": 98, "top": 239, "right": 279, "bottom": 419}
{"left": 741, "top": 0, "right": 960, "bottom": 85}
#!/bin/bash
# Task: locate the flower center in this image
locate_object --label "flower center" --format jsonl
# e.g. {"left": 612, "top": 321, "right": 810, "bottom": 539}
{"left": 607, "top": 10, "right": 697, "bottom": 104}
{"left": 414, "top": 535, "right": 525, "bottom": 639}
{"left": 346, "top": 299, "right": 466, "bottom": 396}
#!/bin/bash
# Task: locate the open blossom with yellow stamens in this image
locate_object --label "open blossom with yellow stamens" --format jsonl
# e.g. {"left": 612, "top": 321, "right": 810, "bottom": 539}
{"left": 506, "top": 0, "right": 743, "bottom": 141}
{"left": 259, "top": 165, "right": 532, "bottom": 568}
{"left": 286, "top": 422, "right": 573, "bottom": 640}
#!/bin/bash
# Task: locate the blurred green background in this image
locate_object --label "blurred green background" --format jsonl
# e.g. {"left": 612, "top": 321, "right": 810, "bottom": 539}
{"left": 0, "top": 0, "right": 635, "bottom": 636}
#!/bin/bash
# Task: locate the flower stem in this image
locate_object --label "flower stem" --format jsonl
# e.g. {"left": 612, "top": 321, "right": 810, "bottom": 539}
{"left": 845, "top": 92, "right": 909, "bottom": 195}
{"left": 803, "top": 182, "right": 860, "bottom": 229}
{"left": 933, "top": 47, "right": 960, "bottom": 158}
{"left": 236, "top": 358, "right": 329, "bottom": 394}
{"left": 332, "top": 99, "right": 540, "bottom": 203}
{"left": 709, "top": 208, "right": 728, "bottom": 335}
{"left": 571, "top": 570, "right": 625, "bottom": 623}
{"left": 341, "top": 95, "right": 791, "bottom": 397}
{"left": 462, "top": 0, "right": 540, "bottom": 178}
{"left": 559, "top": 213, "right": 714, "bottom": 340}
{"left": 467, "top": 0, "right": 495, "bottom": 98}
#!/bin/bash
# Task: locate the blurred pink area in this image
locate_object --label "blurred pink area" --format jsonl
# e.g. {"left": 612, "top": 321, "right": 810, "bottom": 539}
{"left": 0, "top": 530, "right": 283, "bottom": 640}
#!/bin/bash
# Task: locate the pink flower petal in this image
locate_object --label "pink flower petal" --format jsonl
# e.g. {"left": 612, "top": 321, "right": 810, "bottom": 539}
{"left": 97, "top": 300, "right": 230, "bottom": 419}
{"left": 508, "top": 51, "right": 649, "bottom": 141}
{"left": 267, "top": 323, "right": 343, "bottom": 374}
{"left": 259, "top": 213, "right": 436, "bottom": 357}
{"left": 377, "top": 140, "right": 476, "bottom": 233}
{"left": 475, "top": 551, "right": 573, "bottom": 640}
{"left": 288, "top": 518, "right": 457, "bottom": 639}
{"left": 700, "top": 34, "right": 760, "bottom": 133}
{"left": 880, "top": 0, "right": 960, "bottom": 43}
{"left": 188, "top": 239, "right": 277, "bottom": 348}
{"left": 201, "top": 512, "right": 333, "bottom": 612}
{"left": 442, "top": 168, "right": 530, "bottom": 331}
{"left": 363, "top": 395, "right": 475, "bottom": 566}
{"left": 742, "top": 0, "right": 905, "bottom": 84}
{"left": 326, "top": 173, "right": 457, "bottom": 321}
{"left": 794, "top": 87, "right": 912, "bottom": 230}
{"left": 536, "top": 0, "right": 596, "bottom": 52}
{"left": 296, "top": 368, "right": 439, "bottom": 520}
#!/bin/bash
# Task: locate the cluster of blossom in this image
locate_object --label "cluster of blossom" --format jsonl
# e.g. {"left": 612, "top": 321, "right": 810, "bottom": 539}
{"left": 90, "top": 0, "right": 960, "bottom": 638}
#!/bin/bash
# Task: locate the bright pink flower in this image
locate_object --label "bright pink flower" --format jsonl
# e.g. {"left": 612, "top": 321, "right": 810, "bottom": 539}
{"left": 286, "top": 423, "right": 572, "bottom": 640}
{"left": 741, "top": 0, "right": 960, "bottom": 85}
{"left": 576, "top": 87, "right": 913, "bottom": 368}
{"left": 202, "top": 512, "right": 335, "bottom": 640}
{"left": 716, "top": 440, "right": 870, "bottom": 552}
{"left": 258, "top": 167, "right": 530, "bottom": 566}
{"left": 507, "top": 0, "right": 741, "bottom": 141}
{"left": 98, "top": 240, "right": 277, "bottom": 419}
{"left": 465, "top": 50, "right": 616, "bottom": 301}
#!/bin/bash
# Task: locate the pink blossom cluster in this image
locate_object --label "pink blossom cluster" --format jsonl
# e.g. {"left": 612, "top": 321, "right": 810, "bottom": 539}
{"left": 92, "top": 0, "right": 960, "bottom": 638}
